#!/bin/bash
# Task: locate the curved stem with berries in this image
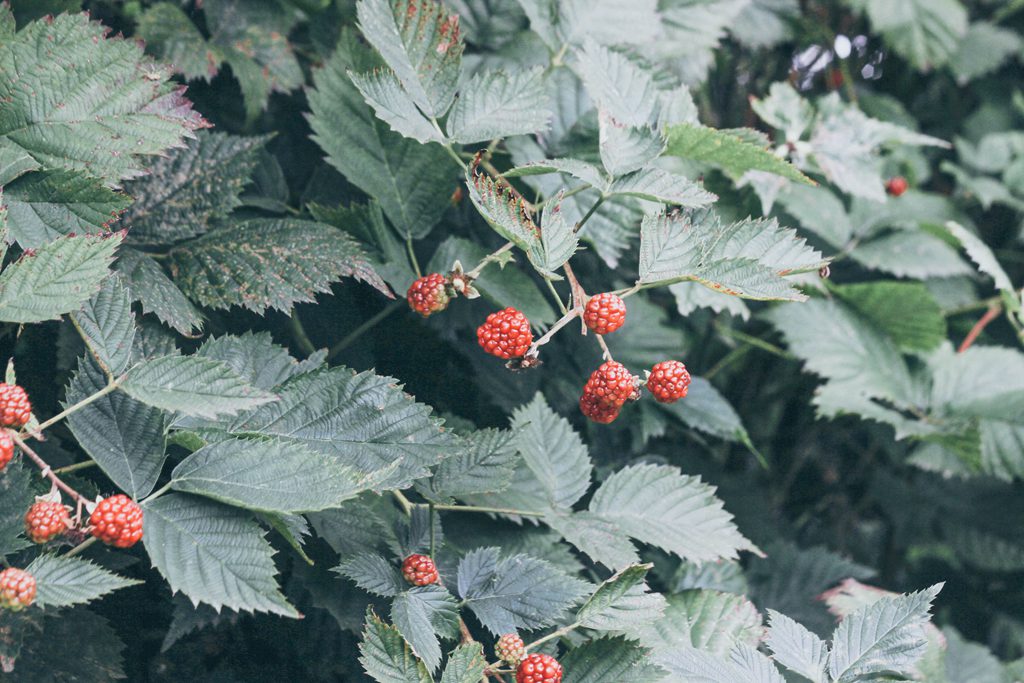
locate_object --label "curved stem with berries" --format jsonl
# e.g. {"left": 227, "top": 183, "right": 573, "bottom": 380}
{"left": 10, "top": 433, "right": 88, "bottom": 505}
{"left": 465, "top": 241, "right": 515, "bottom": 279}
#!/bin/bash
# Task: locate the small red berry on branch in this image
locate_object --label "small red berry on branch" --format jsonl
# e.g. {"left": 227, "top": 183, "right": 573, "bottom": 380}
{"left": 90, "top": 494, "right": 144, "bottom": 548}
{"left": 0, "top": 431, "right": 14, "bottom": 470}
{"left": 579, "top": 392, "right": 620, "bottom": 424}
{"left": 401, "top": 554, "right": 439, "bottom": 586}
{"left": 24, "top": 500, "right": 71, "bottom": 544}
{"left": 516, "top": 652, "right": 562, "bottom": 683}
{"left": 407, "top": 273, "right": 452, "bottom": 317}
{"left": 0, "top": 384, "right": 31, "bottom": 429}
{"left": 477, "top": 308, "right": 533, "bottom": 359}
{"left": 496, "top": 633, "right": 526, "bottom": 665}
{"left": 885, "top": 176, "right": 908, "bottom": 197}
{"left": 647, "top": 360, "right": 691, "bottom": 403}
{"left": 583, "top": 293, "right": 626, "bottom": 335}
{"left": 0, "top": 568, "right": 35, "bottom": 611}
{"left": 583, "top": 361, "right": 639, "bottom": 409}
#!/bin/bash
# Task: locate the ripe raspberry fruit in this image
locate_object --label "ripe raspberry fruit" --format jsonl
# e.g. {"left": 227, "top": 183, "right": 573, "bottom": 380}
{"left": 579, "top": 392, "right": 620, "bottom": 424}
{"left": 24, "top": 500, "right": 71, "bottom": 544}
{"left": 516, "top": 653, "right": 562, "bottom": 683}
{"left": 477, "top": 308, "right": 533, "bottom": 359}
{"left": 90, "top": 494, "right": 144, "bottom": 548}
{"left": 407, "top": 273, "right": 452, "bottom": 317}
{"left": 402, "top": 554, "right": 439, "bottom": 586}
{"left": 583, "top": 293, "right": 626, "bottom": 335}
{"left": 0, "top": 431, "right": 14, "bottom": 470}
{"left": 582, "top": 361, "right": 640, "bottom": 409}
{"left": 496, "top": 633, "right": 526, "bottom": 665}
{"left": 885, "top": 176, "right": 908, "bottom": 197}
{"left": 0, "top": 384, "right": 31, "bottom": 429}
{"left": 0, "top": 568, "right": 35, "bottom": 611}
{"left": 647, "top": 360, "right": 692, "bottom": 403}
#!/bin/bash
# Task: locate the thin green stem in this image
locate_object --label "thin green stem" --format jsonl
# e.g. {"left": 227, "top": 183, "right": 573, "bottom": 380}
{"left": 466, "top": 242, "right": 515, "bottom": 279}
{"left": 28, "top": 382, "right": 119, "bottom": 436}
{"left": 141, "top": 481, "right": 173, "bottom": 505}
{"left": 64, "top": 536, "right": 98, "bottom": 559}
{"left": 327, "top": 300, "right": 404, "bottom": 361}
{"left": 525, "top": 622, "right": 580, "bottom": 651}
{"left": 704, "top": 345, "right": 752, "bottom": 381}
{"left": 392, "top": 490, "right": 414, "bottom": 517}
{"left": 406, "top": 235, "right": 422, "bottom": 278}
{"left": 288, "top": 311, "right": 317, "bottom": 357}
{"left": 432, "top": 503, "right": 546, "bottom": 517}
{"left": 429, "top": 117, "right": 468, "bottom": 171}
{"left": 429, "top": 503, "right": 436, "bottom": 557}
{"left": 714, "top": 322, "right": 795, "bottom": 360}
{"left": 544, "top": 278, "right": 569, "bottom": 315}
{"left": 574, "top": 196, "right": 605, "bottom": 233}
{"left": 539, "top": 184, "right": 591, "bottom": 208}
{"left": 53, "top": 461, "right": 98, "bottom": 476}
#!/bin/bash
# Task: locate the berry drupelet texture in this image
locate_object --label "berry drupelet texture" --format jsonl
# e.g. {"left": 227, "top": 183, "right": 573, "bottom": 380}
{"left": 0, "top": 431, "right": 13, "bottom": 470}
{"left": 647, "top": 360, "right": 692, "bottom": 403}
{"left": 401, "top": 554, "right": 439, "bottom": 586}
{"left": 496, "top": 633, "right": 526, "bottom": 665}
{"left": 90, "top": 495, "right": 144, "bottom": 548}
{"left": 516, "top": 653, "right": 562, "bottom": 683}
{"left": 583, "top": 293, "right": 626, "bottom": 335}
{"left": 407, "top": 273, "right": 452, "bottom": 317}
{"left": 477, "top": 308, "right": 533, "bottom": 359}
{"left": 0, "top": 568, "right": 35, "bottom": 611}
{"left": 0, "top": 384, "right": 31, "bottom": 428}
{"left": 24, "top": 500, "right": 71, "bottom": 544}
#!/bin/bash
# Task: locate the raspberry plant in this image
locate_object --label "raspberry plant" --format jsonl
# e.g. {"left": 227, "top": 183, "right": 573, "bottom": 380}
{"left": 0, "top": 0, "right": 1023, "bottom": 680}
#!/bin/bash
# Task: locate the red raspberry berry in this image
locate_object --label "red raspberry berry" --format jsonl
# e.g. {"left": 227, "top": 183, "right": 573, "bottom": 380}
{"left": 0, "top": 568, "right": 35, "bottom": 611}
{"left": 516, "top": 653, "right": 562, "bottom": 683}
{"left": 0, "top": 431, "right": 14, "bottom": 470}
{"left": 579, "top": 392, "right": 620, "bottom": 424}
{"left": 583, "top": 293, "right": 626, "bottom": 335}
{"left": 407, "top": 273, "right": 452, "bottom": 317}
{"left": 0, "top": 384, "right": 31, "bottom": 429}
{"left": 496, "top": 633, "right": 526, "bottom": 665}
{"left": 647, "top": 360, "right": 691, "bottom": 403}
{"left": 401, "top": 554, "right": 439, "bottom": 586}
{"left": 90, "top": 494, "right": 144, "bottom": 548}
{"left": 885, "top": 176, "right": 908, "bottom": 197}
{"left": 582, "top": 361, "right": 640, "bottom": 409}
{"left": 24, "top": 500, "right": 71, "bottom": 544}
{"left": 477, "top": 308, "right": 533, "bottom": 359}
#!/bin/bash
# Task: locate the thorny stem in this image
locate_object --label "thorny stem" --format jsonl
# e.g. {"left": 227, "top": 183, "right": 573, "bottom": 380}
{"left": 959, "top": 305, "right": 1002, "bottom": 353}
{"left": 64, "top": 536, "right": 98, "bottom": 559}
{"left": 28, "top": 381, "right": 118, "bottom": 436}
{"left": 466, "top": 242, "right": 515, "bottom": 279}
{"left": 327, "top": 300, "right": 404, "bottom": 361}
{"left": 11, "top": 433, "right": 88, "bottom": 505}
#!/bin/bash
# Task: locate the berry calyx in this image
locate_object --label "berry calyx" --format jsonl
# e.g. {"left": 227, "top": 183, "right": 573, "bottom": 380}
{"left": 0, "top": 384, "right": 31, "bottom": 429}
{"left": 583, "top": 293, "right": 626, "bottom": 335}
{"left": 0, "top": 431, "right": 14, "bottom": 471}
{"left": 0, "top": 568, "right": 35, "bottom": 611}
{"left": 402, "top": 554, "right": 439, "bottom": 586}
{"left": 583, "top": 361, "right": 640, "bottom": 409}
{"left": 647, "top": 360, "right": 692, "bottom": 403}
{"left": 579, "top": 392, "right": 620, "bottom": 424}
{"left": 885, "top": 176, "right": 908, "bottom": 197}
{"left": 407, "top": 273, "right": 452, "bottom": 317}
{"left": 90, "top": 494, "right": 144, "bottom": 548}
{"left": 496, "top": 633, "right": 526, "bottom": 665}
{"left": 24, "top": 500, "right": 71, "bottom": 544}
{"left": 516, "top": 653, "right": 562, "bottom": 683}
{"left": 477, "top": 308, "right": 533, "bottom": 359}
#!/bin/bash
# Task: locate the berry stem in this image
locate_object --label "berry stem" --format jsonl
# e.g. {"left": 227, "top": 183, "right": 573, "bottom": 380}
{"left": 391, "top": 490, "right": 414, "bottom": 516}
{"left": 573, "top": 195, "right": 605, "bottom": 234}
{"left": 53, "top": 461, "right": 98, "bottom": 475}
{"left": 405, "top": 235, "right": 422, "bottom": 278}
{"left": 594, "top": 333, "right": 614, "bottom": 362}
{"left": 288, "top": 311, "right": 317, "bottom": 357}
{"left": 432, "top": 503, "right": 546, "bottom": 518}
{"left": 327, "top": 300, "right": 404, "bottom": 361}
{"left": 527, "top": 308, "right": 580, "bottom": 356}
{"left": 141, "top": 481, "right": 173, "bottom": 504}
{"left": 28, "top": 381, "right": 119, "bottom": 436}
{"left": 64, "top": 536, "right": 98, "bottom": 559}
{"left": 428, "top": 503, "right": 436, "bottom": 557}
{"left": 524, "top": 621, "right": 581, "bottom": 651}
{"left": 466, "top": 241, "right": 515, "bottom": 279}
{"left": 544, "top": 278, "right": 570, "bottom": 315}
{"left": 958, "top": 305, "right": 1001, "bottom": 353}
{"left": 10, "top": 433, "right": 88, "bottom": 505}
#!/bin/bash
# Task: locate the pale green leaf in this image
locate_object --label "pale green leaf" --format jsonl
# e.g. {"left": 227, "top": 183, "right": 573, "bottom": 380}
{"left": 576, "top": 564, "right": 666, "bottom": 636}
{"left": 860, "top": 0, "right": 967, "bottom": 70}
{"left": 447, "top": 67, "right": 551, "bottom": 143}
{"left": 429, "top": 428, "right": 519, "bottom": 499}
{"left": 561, "top": 636, "right": 666, "bottom": 683}
{"left": 665, "top": 124, "right": 813, "bottom": 184}
{"left": 574, "top": 40, "right": 658, "bottom": 126}
{"left": 599, "top": 114, "right": 665, "bottom": 177}
{"left": 350, "top": 68, "right": 441, "bottom": 143}
{"left": 833, "top": 281, "right": 947, "bottom": 352}
{"left": 526, "top": 196, "right": 578, "bottom": 276}
{"left": 504, "top": 158, "right": 608, "bottom": 190}
{"left": 27, "top": 554, "right": 140, "bottom": 608}
{"left": 641, "top": 590, "right": 763, "bottom": 656}
{"left": 608, "top": 167, "right": 717, "bottom": 208}
{"left": 951, "top": 22, "right": 1023, "bottom": 84}
{"left": 766, "top": 610, "right": 828, "bottom": 683}
{"left": 336, "top": 553, "right": 406, "bottom": 597}
{"left": 546, "top": 510, "right": 641, "bottom": 571}
{"left": 115, "top": 249, "right": 204, "bottom": 336}
{"left": 465, "top": 158, "right": 542, "bottom": 252}
{"left": 945, "top": 221, "right": 1015, "bottom": 294}
{"left": 851, "top": 230, "right": 973, "bottom": 279}
{"left": 391, "top": 586, "right": 460, "bottom": 673}
{"left": 71, "top": 275, "right": 136, "bottom": 374}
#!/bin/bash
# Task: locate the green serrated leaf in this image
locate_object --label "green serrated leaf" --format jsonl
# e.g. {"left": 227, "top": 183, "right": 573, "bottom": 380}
{"left": 391, "top": 585, "right": 460, "bottom": 673}
{"left": 599, "top": 114, "right": 665, "bottom": 177}
{"left": 143, "top": 493, "right": 299, "bottom": 617}
{"left": 859, "top": 0, "right": 967, "bottom": 70}
{"left": 561, "top": 636, "right": 665, "bottom": 683}
{"left": 576, "top": 564, "right": 666, "bottom": 637}
{"left": 766, "top": 610, "right": 828, "bottom": 683}
{"left": 360, "top": 608, "right": 433, "bottom": 683}
{"left": 465, "top": 158, "right": 542, "bottom": 252}
{"left": 27, "top": 555, "right": 140, "bottom": 608}
{"left": 526, "top": 197, "right": 578, "bottom": 276}
{"left": 115, "top": 249, "right": 204, "bottom": 336}
{"left": 608, "top": 167, "right": 717, "bottom": 208}
{"left": 833, "top": 281, "right": 947, "bottom": 352}
{"left": 574, "top": 40, "right": 658, "bottom": 126}
{"left": 136, "top": 4, "right": 220, "bottom": 82}
{"left": 447, "top": 67, "right": 551, "bottom": 143}
{"left": 429, "top": 428, "right": 519, "bottom": 500}
{"left": 350, "top": 67, "right": 441, "bottom": 143}
{"left": 665, "top": 123, "right": 813, "bottom": 184}
{"left": 70, "top": 274, "right": 136, "bottom": 375}
{"left": 439, "top": 642, "right": 488, "bottom": 683}
{"left": 336, "top": 553, "right": 406, "bottom": 597}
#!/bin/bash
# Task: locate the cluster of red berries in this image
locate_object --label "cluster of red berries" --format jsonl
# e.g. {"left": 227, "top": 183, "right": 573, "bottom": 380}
{"left": 0, "top": 383, "right": 31, "bottom": 429}
{"left": 885, "top": 176, "right": 908, "bottom": 197}
{"left": 0, "top": 568, "right": 36, "bottom": 611}
{"left": 22, "top": 494, "right": 144, "bottom": 548}
{"left": 578, "top": 360, "right": 692, "bottom": 423}
{"left": 401, "top": 554, "right": 439, "bottom": 586}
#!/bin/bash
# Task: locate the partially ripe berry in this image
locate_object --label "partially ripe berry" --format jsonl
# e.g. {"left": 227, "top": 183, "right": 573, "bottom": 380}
{"left": 885, "top": 176, "right": 908, "bottom": 197}
{"left": 0, "top": 431, "right": 13, "bottom": 470}
{"left": 579, "top": 392, "right": 620, "bottom": 424}
{"left": 582, "top": 361, "right": 640, "bottom": 409}
{"left": 402, "top": 554, "right": 439, "bottom": 586}
{"left": 516, "top": 653, "right": 562, "bottom": 683}
{"left": 583, "top": 293, "right": 626, "bottom": 335}
{"left": 477, "top": 308, "right": 533, "bottom": 359}
{"left": 24, "top": 500, "right": 71, "bottom": 544}
{"left": 0, "top": 384, "right": 31, "bottom": 429}
{"left": 0, "top": 568, "right": 35, "bottom": 611}
{"left": 496, "top": 633, "right": 526, "bottom": 665}
{"left": 647, "top": 360, "right": 691, "bottom": 403}
{"left": 407, "top": 273, "right": 452, "bottom": 317}
{"left": 90, "top": 494, "right": 144, "bottom": 548}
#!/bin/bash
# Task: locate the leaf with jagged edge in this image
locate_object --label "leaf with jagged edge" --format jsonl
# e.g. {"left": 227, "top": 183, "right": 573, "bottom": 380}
{"left": 336, "top": 553, "right": 406, "bottom": 597}
{"left": 526, "top": 196, "right": 578, "bottom": 277}
{"left": 161, "top": 595, "right": 237, "bottom": 653}
{"left": 447, "top": 67, "right": 552, "bottom": 143}
{"left": 665, "top": 124, "right": 813, "bottom": 184}
{"left": 0, "top": 460, "right": 33, "bottom": 557}
{"left": 766, "top": 610, "right": 828, "bottom": 683}
{"left": 850, "top": 230, "right": 973, "bottom": 280}
{"left": 951, "top": 22, "right": 1023, "bottom": 84}
{"left": 115, "top": 249, "right": 204, "bottom": 336}
{"left": 439, "top": 642, "right": 488, "bottom": 683}
{"left": 638, "top": 210, "right": 826, "bottom": 300}
{"left": 135, "top": 3, "right": 221, "bottom": 81}
{"left": 359, "top": 608, "right": 432, "bottom": 683}
{"left": 858, "top": 0, "right": 967, "bottom": 70}
{"left": 350, "top": 68, "right": 441, "bottom": 143}
{"left": 576, "top": 564, "right": 666, "bottom": 638}
{"left": 428, "top": 428, "right": 519, "bottom": 500}
{"left": 171, "top": 437, "right": 387, "bottom": 513}
{"left": 170, "top": 218, "right": 390, "bottom": 313}
{"left": 7, "top": 608, "right": 127, "bottom": 682}
{"left": 71, "top": 274, "right": 136, "bottom": 375}
{"left": 561, "top": 636, "right": 666, "bottom": 683}
{"left": 308, "top": 29, "right": 455, "bottom": 239}
{"left": 731, "top": 643, "right": 787, "bottom": 683}
{"left": 0, "top": 232, "right": 122, "bottom": 323}
{"left": 465, "top": 155, "right": 542, "bottom": 252}
{"left": 391, "top": 585, "right": 460, "bottom": 673}
{"left": 143, "top": 493, "right": 299, "bottom": 617}
{"left": 547, "top": 511, "right": 641, "bottom": 571}
{"left": 4, "top": 171, "right": 130, "bottom": 249}
{"left": 573, "top": 40, "right": 659, "bottom": 126}
{"left": 833, "top": 281, "right": 947, "bottom": 353}
{"left": 121, "top": 354, "right": 277, "bottom": 419}
{"left": 945, "top": 222, "right": 1017, "bottom": 305}
{"left": 599, "top": 114, "right": 666, "bottom": 177}
{"left": 504, "top": 158, "right": 609, "bottom": 190}
{"left": 589, "top": 464, "right": 759, "bottom": 564}
{"left": 122, "top": 131, "right": 267, "bottom": 246}
{"left": 641, "top": 589, "right": 763, "bottom": 656}
{"left": 930, "top": 345, "right": 1024, "bottom": 424}
{"left": 608, "top": 167, "right": 717, "bottom": 207}
{"left": 0, "top": 12, "right": 207, "bottom": 184}
{"left": 27, "top": 555, "right": 141, "bottom": 608}
{"left": 356, "top": 0, "right": 464, "bottom": 117}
